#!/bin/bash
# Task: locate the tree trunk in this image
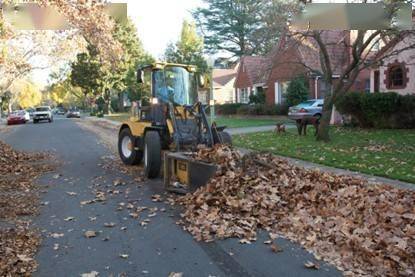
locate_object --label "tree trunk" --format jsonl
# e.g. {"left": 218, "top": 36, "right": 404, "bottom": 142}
{"left": 316, "top": 94, "right": 334, "bottom": 142}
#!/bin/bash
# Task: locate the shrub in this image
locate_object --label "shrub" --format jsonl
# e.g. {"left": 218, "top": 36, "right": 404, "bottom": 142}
{"left": 336, "top": 92, "right": 415, "bottom": 129}
{"left": 235, "top": 104, "right": 289, "bottom": 116}
{"left": 286, "top": 75, "right": 309, "bottom": 106}
{"left": 216, "top": 103, "right": 244, "bottom": 115}
{"left": 249, "top": 90, "right": 266, "bottom": 104}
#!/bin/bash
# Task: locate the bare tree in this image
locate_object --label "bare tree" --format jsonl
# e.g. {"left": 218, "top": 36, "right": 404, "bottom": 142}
{"left": 290, "top": 1, "right": 415, "bottom": 141}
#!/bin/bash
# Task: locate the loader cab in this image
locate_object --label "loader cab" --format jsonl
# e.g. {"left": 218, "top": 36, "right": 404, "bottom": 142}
{"left": 136, "top": 63, "right": 199, "bottom": 106}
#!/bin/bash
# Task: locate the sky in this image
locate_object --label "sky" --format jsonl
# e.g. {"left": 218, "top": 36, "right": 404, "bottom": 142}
{"left": 32, "top": 0, "right": 203, "bottom": 87}
{"left": 114, "top": 0, "right": 203, "bottom": 58}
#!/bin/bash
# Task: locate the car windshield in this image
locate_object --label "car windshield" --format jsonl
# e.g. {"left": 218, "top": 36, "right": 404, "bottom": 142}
{"left": 36, "top": 107, "right": 49, "bottom": 112}
{"left": 296, "top": 101, "right": 316, "bottom": 108}
{"left": 153, "top": 66, "right": 197, "bottom": 106}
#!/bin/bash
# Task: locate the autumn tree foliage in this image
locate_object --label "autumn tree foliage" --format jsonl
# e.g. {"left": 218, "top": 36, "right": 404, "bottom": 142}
{"left": 0, "top": 0, "right": 127, "bottom": 114}
{"left": 70, "top": 19, "right": 153, "bottom": 113}
{"left": 164, "top": 20, "right": 208, "bottom": 73}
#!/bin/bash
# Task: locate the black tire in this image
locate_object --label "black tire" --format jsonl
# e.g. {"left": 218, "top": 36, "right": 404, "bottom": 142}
{"left": 218, "top": 131, "right": 232, "bottom": 146}
{"left": 144, "top": 131, "right": 161, "bottom": 179}
{"left": 33, "top": 119, "right": 38, "bottom": 124}
{"left": 118, "top": 128, "right": 143, "bottom": 165}
{"left": 314, "top": 113, "right": 322, "bottom": 120}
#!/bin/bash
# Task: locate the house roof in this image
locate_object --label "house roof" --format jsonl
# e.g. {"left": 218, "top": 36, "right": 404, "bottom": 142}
{"left": 212, "top": 68, "right": 237, "bottom": 87}
{"left": 240, "top": 56, "right": 270, "bottom": 85}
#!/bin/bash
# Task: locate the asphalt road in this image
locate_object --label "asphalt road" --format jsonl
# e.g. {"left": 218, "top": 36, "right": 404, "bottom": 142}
{"left": 1, "top": 117, "right": 340, "bottom": 277}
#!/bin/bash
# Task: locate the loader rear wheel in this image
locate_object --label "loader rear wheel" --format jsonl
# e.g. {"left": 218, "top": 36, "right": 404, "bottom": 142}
{"left": 218, "top": 131, "right": 232, "bottom": 146}
{"left": 118, "top": 128, "right": 143, "bottom": 165}
{"left": 144, "top": 131, "right": 161, "bottom": 179}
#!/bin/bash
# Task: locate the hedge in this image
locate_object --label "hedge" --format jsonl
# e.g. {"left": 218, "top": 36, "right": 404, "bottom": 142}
{"left": 215, "top": 103, "right": 288, "bottom": 116}
{"left": 336, "top": 92, "right": 415, "bottom": 129}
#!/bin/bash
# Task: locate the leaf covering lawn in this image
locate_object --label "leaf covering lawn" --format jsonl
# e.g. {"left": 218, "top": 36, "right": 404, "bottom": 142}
{"left": 233, "top": 128, "right": 415, "bottom": 183}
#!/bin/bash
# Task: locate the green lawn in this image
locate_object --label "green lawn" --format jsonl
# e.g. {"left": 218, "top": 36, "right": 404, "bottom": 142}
{"left": 106, "top": 113, "right": 289, "bottom": 128}
{"left": 233, "top": 128, "right": 415, "bottom": 184}
{"left": 211, "top": 116, "right": 288, "bottom": 128}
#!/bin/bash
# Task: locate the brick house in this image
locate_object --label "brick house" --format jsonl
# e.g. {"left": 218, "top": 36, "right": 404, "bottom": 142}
{"left": 233, "top": 30, "right": 371, "bottom": 106}
{"left": 234, "top": 56, "right": 269, "bottom": 103}
{"left": 370, "top": 33, "right": 415, "bottom": 95}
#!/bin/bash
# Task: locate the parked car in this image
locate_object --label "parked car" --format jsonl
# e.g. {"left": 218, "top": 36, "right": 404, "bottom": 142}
{"left": 288, "top": 99, "right": 324, "bottom": 120}
{"left": 66, "top": 109, "right": 81, "bottom": 118}
{"left": 7, "top": 111, "right": 28, "bottom": 125}
{"left": 56, "top": 108, "right": 66, "bottom": 115}
{"left": 33, "top": 106, "right": 53, "bottom": 123}
{"left": 26, "top": 108, "right": 35, "bottom": 118}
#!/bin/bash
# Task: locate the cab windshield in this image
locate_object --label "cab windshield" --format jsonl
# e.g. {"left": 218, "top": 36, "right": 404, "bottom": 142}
{"left": 153, "top": 66, "right": 197, "bottom": 106}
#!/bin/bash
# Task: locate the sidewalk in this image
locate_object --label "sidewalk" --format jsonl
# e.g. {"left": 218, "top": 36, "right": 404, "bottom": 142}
{"left": 86, "top": 116, "right": 295, "bottom": 135}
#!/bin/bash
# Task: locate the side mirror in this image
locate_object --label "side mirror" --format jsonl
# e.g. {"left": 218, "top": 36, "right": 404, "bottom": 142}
{"left": 137, "top": 69, "right": 144, "bottom": 83}
{"left": 198, "top": 74, "right": 205, "bottom": 88}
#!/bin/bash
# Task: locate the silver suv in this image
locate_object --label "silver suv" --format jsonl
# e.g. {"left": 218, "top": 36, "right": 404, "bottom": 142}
{"left": 33, "top": 106, "right": 53, "bottom": 123}
{"left": 288, "top": 99, "right": 324, "bottom": 120}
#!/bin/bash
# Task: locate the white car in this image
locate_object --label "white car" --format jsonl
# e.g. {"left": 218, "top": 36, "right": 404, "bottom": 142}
{"left": 33, "top": 106, "right": 53, "bottom": 123}
{"left": 16, "top": 110, "right": 30, "bottom": 122}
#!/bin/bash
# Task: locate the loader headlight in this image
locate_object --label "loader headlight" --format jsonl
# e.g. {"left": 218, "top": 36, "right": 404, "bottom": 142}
{"left": 151, "top": 97, "right": 159, "bottom": 105}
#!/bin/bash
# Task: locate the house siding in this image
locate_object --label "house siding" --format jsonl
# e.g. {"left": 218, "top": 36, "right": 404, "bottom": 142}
{"left": 213, "top": 78, "right": 236, "bottom": 104}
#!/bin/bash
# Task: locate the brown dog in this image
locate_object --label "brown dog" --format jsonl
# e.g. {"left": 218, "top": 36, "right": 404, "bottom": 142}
{"left": 296, "top": 118, "right": 320, "bottom": 136}
{"left": 274, "top": 123, "right": 286, "bottom": 134}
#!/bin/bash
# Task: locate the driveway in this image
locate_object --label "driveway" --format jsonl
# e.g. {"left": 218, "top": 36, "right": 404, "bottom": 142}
{"left": 0, "top": 117, "right": 340, "bottom": 276}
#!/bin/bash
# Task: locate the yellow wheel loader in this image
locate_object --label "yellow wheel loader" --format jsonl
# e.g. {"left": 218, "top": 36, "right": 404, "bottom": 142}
{"left": 118, "top": 62, "right": 232, "bottom": 193}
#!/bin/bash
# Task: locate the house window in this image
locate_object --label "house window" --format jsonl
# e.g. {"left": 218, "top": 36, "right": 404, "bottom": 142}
{"left": 240, "top": 88, "right": 249, "bottom": 103}
{"left": 385, "top": 62, "right": 408, "bottom": 90}
{"left": 365, "top": 79, "right": 370, "bottom": 93}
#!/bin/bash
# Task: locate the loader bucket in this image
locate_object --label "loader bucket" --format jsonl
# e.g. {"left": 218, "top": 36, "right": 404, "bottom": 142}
{"left": 164, "top": 152, "right": 218, "bottom": 194}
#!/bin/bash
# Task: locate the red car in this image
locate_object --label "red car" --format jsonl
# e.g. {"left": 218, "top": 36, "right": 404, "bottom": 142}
{"left": 7, "top": 111, "right": 27, "bottom": 125}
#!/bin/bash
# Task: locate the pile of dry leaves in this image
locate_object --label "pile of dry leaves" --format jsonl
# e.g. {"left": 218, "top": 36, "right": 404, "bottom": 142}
{"left": 0, "top": 141, "right": 53, "bottom": 276}
{"left": 178, "top": 145, "right": 415, "bottom": 276}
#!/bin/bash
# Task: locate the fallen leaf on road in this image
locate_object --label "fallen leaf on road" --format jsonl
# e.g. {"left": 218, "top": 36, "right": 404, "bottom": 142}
{"left": 80, "top": 200, "right": 95, "bottom": 205}
{"left": 239, "top": 239, "right": 251, "bottom": 244}
{"left": 263, "top": 240, "right": 272, "bottom": 244}
{"left": 168, "top": 272, "right": 183, "bottom": 277}
{"left": 81, "top": 271, "right": 99, "bottom": 277}
{"left": 113, "top": 179, "right": 124, "bottom": 186}
{"left": 270, "top": 243, "right": 283, "bottom": 253}
{"left": 104, "top": 222, "right": 116, "bottom": 228}
{"left": 53, "top": 244, "right": 59, "bottom": 250}
{"left": 304, "top": 261, "right": 319, "bottom": 270}
{"left": 129, "top": 212, "right": 139, "bottom": 219}
{"left": 66, "top": 192, "right": 77, "bottom": 196}
{"left": 64, "top": 217, "right": 75, "bottom": 221}
{"left": 84, "top": 231, "right": 97, "bottom": 238}
{"left": 51, "top": 233, "right": 64, "bottom": 239}
{"left": 119, "top": 254, "right": 129, "bottom": 259}
{"left": 151, "top": 194, "right": 162, "bottom": 202}
{"left": 53, "top": 174, "right": 61, "bottom": 179}
{"left": 89, "top": 217, "right": 97, "bottom": 221}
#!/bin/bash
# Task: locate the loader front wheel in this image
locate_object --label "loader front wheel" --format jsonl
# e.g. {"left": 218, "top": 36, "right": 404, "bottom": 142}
{"left": 144, "top": 131, "right": 161, "bottom": 178}
{"left": 119, "top": 128, "right": 143, "bottom": 165}
{"left": 218, "top": 131, "right": 232, "bottom": 146}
